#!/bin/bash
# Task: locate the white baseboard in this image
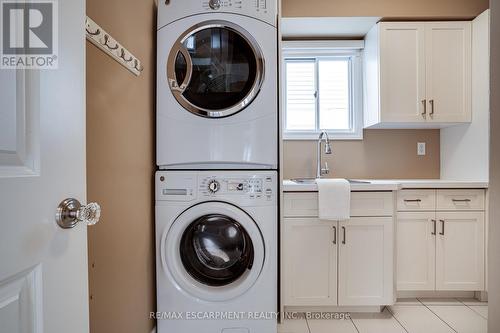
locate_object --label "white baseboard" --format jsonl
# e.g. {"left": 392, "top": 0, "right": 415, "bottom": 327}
{"left": 284, "top": 305, "right": 383, "bottom": 313}
{"left": 397, "top": 290, "right": 476, "bottom": 299}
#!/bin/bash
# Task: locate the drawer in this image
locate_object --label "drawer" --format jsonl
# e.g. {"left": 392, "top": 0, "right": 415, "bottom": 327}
{"left": 397, "top": 190, "right": 436, "bottom": 211}
{"left": 284, "top": 192, "right": 394, "bottom": 217}
{"left": 437, "top": 189, "right": 485, "bottom": 211}
{"left": 350, "top": 192, "right": 394, "bottom": 217}
{"left": 284, "top": 193, "right": 318, "bottom": 217}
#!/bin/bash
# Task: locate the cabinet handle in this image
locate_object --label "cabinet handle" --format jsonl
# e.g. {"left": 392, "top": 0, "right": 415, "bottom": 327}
{"left": 429, "top": 99, "right": 435, "bottom": 117}
{"left": 452, "top": 199, "right": 471, "bottom": 203}
{"left": 421, "top": 99, "right": 427, "bottom": 118}
{"left": 333, "top": 226, "right": 337, "bottom": 245}
{"left": 342, "top": 226, "right": 346, "bottom": 245}
{"left": 439, "top": 219, "right": 445, "bottom": 235}
{"left": 431, "top": 219, "right": 436, "bottom": 235}
{"left": 404, "top": 199, "right": 422, "bottom": 203}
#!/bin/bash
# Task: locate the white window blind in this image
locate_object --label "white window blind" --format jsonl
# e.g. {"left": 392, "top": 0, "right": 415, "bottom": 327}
{"left": 282, "top": 41, "right": 363, "bottom": 140}
{"left": 285, "top": 61, "right": 316, "bottom": 130}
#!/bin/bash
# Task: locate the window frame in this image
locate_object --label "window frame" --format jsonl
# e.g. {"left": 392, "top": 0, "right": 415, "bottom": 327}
{"left": 282, "top": 41, "right": 364, "bottom": 140}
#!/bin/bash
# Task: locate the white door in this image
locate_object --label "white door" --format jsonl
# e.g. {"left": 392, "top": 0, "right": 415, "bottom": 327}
{"left": 0, "top": 1, "right": 91, "bottom": 333}
{"left": 283, "top": 218, "right": 337, "bottom": 306}
{"left": 379, "top": 23, "right": 427, "bottom": 123}
{"left": 436, "top": 212, "right": 485, "bottom": 291}
{"left": 425, "top": 22, "right": 472, "bottom": 123}
{"left": 338, "top": 217, "right": 394, "bottom": 306}
{"left": 397, "top": 212, "right": 436, "bottom": 290}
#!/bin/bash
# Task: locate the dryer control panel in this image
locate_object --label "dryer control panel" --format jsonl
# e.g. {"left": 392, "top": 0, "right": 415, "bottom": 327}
{"left": 158, "top": 0, "right": 277, "bottom": 28}
{"left": 156, "top": 171, "right": 277, "bottom": 206}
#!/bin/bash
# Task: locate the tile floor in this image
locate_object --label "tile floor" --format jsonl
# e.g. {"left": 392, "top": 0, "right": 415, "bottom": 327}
{"left": 278, "top": 298, "right": 488, "bottom": 333}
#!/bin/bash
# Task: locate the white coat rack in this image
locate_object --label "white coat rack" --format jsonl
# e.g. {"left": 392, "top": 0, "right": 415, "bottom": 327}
{"left": 85, "top": 16, "right": 143, "bottom": 76}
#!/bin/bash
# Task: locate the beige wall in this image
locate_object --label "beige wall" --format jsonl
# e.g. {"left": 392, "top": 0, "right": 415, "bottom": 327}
{"left": 283, "top": 130, "right": 440, "bottom": 179}
{"left": 282, "top": 0, "right": 489, "bottom": 18}
{"left": 86, "top": 1, "right": 156, "bottom": 332}
{"left": 489, "top": 0, "right": 499, "bottom": 331}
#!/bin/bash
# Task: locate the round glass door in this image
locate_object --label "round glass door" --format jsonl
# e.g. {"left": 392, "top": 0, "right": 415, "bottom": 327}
{"left": 180, "top": 214, "right": 254, "bottom": 287}
{"left": 167, "top": 20, "right": 264, "bottom": 118}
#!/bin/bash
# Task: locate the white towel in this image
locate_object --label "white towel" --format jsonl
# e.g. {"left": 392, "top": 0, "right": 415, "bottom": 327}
{"left": 316, "top": 178, "right": 351, "bottom": 220}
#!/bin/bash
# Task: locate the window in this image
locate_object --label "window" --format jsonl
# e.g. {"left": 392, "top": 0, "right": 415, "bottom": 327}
{"left": 283, "top": 41, "right": 364, "bottom": 140}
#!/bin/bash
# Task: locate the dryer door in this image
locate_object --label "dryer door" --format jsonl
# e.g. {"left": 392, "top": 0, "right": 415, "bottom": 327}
{"left": 167, "top": 20, "right": 264, "bottom": 118}
{"left": 162, "top": 202, "right": 265, "bottom": 301}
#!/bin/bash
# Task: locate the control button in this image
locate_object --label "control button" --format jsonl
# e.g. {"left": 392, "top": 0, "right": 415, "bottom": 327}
{"left": 208, "top": 180, "right": 220, "bottom": 193}
{"left": 265, "top": 188, "right": 272, "bottom": 194}
{"left": 237, "top": 183, "right": 244, "bottom": 191}
{"left": 209, "top": 0, "right": 221, "bottom": 10}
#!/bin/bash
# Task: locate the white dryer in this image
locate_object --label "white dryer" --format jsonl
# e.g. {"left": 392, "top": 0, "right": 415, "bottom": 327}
{"left": 157, "top": 0, "right": 278, "bottom": 169}
{"left": 155, "top": 170, "right": 277, "bottom": 333}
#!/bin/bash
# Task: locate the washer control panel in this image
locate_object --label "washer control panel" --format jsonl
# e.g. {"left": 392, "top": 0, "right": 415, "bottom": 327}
{"left": 156, "top": 171, "right": 277, "bottom": 205}
{"left": 200, "top": 175, "right": 274, "bottom": 203}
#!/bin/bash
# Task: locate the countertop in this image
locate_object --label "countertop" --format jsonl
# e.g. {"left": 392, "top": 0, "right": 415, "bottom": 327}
{"left": 283, "top": 179, "right": 489, "bottom": 192}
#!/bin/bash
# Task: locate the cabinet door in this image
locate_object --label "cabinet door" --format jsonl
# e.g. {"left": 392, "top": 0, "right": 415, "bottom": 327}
{"left": 283, "top": 218, "right": 338, "bottom": 306}
{"left": 379, "top": 23, "right": 427, "bottom": 123}
{"left": 397, "top": 212, "right": 436, "bottom": 290}
{"left": 436, "top": 212, "right": 484, "bottom": 291}
{"left": 338, "top": 217, "right": 394, "bottom": 306}
{"left": 426, "top": 22, "right": 472, "bottom": 122}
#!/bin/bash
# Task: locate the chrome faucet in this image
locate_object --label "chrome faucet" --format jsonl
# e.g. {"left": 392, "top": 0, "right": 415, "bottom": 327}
{"left": 316, "top": 131, "right": 333, "bottom": 179}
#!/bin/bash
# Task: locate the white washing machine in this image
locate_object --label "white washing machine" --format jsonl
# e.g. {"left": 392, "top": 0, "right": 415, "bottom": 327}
{"left": 156, "top": 0, "right": 278, "bottom": 169}
{"left": 155, "top": 171, "right": 277, "bottom": 333}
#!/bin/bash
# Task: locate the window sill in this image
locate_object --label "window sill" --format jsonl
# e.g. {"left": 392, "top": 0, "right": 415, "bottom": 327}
{"left": 283, "top": 131, "right": 364, "bottom": 141}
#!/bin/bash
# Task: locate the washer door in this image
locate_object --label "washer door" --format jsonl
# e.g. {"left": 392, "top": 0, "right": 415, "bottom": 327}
{"left": 162, "top": 202, "right": 265, "bottom": 301}
{"left": 180, "top": 214, "right": 254, "bottom": 287}
{"left": 167, "top": 20, "right": 264, "bottom": 118}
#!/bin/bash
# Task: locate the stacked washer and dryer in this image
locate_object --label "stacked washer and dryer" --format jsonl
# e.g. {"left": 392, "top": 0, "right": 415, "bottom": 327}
{"left": 156, "top": 1, "right": 278, "bottom": 333}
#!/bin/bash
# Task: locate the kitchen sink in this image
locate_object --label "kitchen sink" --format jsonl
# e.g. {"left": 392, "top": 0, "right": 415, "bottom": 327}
{"left": 290, "top": 178, "right": 371, "bottom": 184}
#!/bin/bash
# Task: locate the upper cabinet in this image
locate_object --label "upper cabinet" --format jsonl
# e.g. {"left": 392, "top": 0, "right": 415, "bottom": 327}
{"left": 364, "top": 22, "right": 472, "bottom": 128}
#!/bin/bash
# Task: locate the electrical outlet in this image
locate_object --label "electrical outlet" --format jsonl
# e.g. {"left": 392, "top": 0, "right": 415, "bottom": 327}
{"left": 417, "top": 142, "right": 426, "bottom": 156}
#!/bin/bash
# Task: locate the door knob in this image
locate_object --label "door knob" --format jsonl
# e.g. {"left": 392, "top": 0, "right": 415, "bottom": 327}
{"left": 56, "top": 198, "right": 101, "bottom": 229}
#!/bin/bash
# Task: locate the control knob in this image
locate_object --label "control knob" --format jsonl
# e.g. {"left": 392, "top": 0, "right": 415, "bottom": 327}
{"left": 209, "top": 0, "right": 221, "bottom": 10}
{"left": 208, "top": 180, "right": 220, "bottom": 193}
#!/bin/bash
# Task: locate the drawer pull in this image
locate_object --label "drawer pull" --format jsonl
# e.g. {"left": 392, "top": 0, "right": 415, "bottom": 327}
{"left": 452, "top": 199, "right": 471, "bottom": 203}
{"left": 439, "top": 220, "right": 445, "bottom": 235}
{"left": 431, "top": 219, "right": 436, "bottom": 235}
{"left": 342, "top": 226, "right": 346, "bottom": 245}
{"left": 333, "top": 226, "right": 337, "bottom": 245}
{"left": 404, "top": 199, "right": 422, "bottom": 203}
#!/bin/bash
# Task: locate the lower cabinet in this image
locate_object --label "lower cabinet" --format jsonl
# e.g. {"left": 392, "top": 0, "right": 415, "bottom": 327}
{"left": 435, "top": 212, "right": 485, "bottom": 291}
{"left": 338, "top": 217, "right": 394, "bottom": 306}
{"left": 397, "top": 212, "right": 436, "bottom": 290}
{"left": 283, "top": 218, "right": 337, "bottom": 306}
{"left": 284, "top": 217, "right": 394, "bottom": 306}
{"left": 397, "top": 211, "right": 485, "bottom": 291}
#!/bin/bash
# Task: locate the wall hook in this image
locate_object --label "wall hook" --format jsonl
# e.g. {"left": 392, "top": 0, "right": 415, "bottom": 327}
{"left": 103, "top": 34, "right": 119, "bottom": 50}
{"left": 134, "top": 59, "right": 144, "bottom": 72}
{"left": 86, "top": 26, "right": 100, "bottom": 36}
{"left": 120, "top": 48, "right": 133, "bottom": 62}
